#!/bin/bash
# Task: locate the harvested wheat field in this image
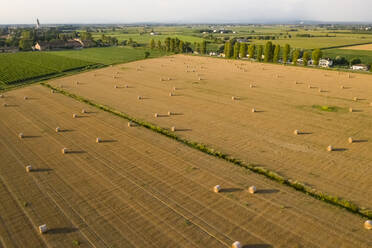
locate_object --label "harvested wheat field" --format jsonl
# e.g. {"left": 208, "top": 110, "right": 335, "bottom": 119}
{"left": 0, "top": 85, "right": 371, "bottom": 247}
{"left": 49, "top": 55, "right": 372, "bottom": 212}
{"left": 341, "top": 44, "right": 372, "bottom": 51}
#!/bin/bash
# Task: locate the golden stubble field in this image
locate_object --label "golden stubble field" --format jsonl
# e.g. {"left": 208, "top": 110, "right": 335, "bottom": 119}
{"left": 50, "top": 55, "right": 372, "bottom": 210}
{"left": 0, "top": 85, "right": 371, "bottom": 247}
{"left": 341, "top": 44, "right": 372, "bottom": 51}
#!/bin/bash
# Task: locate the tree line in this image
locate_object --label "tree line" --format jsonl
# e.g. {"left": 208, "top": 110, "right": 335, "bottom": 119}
{"left": 223, "top": 40, "right": 324, "bottom": 66}
{"left": 149, "top": 37, "right": 208, "bottom": 54}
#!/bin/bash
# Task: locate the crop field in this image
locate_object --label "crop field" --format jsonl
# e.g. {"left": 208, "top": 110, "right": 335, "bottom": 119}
{"left": 0, "top": 85, "right": 371, "bottom": 247}
{"left": 49, "top": 55, "right": 372, "bottom": 214}
{"left": 250, "top": 37, "right": 372, "bottom": 49}
{"left": 0, "top": 52, "right": 95, "bottom": 85}
{"left": 341, "top": 44, "right": 372, "bottom": 51}
{"left": 49, "top": 46, "right": 169, "bottom": 65}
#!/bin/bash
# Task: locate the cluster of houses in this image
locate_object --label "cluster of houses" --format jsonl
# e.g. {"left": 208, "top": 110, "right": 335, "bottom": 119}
{"left": 33, "top": 39, "right": 95, "bottom": 51}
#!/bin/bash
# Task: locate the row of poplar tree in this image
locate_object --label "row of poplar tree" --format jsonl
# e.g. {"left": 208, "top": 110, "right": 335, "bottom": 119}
{"left": 149, "top": 37, "right": 208, "bottom": 54}
{"left": 149, "top": 38, "right": 323, "bottom": 66}
{"left": 224, "top": 41, "right": 323, "bottom": 66}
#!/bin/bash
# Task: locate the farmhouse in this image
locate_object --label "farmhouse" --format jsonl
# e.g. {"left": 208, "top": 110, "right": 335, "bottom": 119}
{"left": 351, "top": 64, "right": 369, "bottom": 71}
{"left": 319, "top": 58, "right": 333, "bottom": 68}
{"left": 34, "top": 40, "right": 83, "bottom": 51}
{"left": 74, "top": 38, "right": 96, "bottom": 48}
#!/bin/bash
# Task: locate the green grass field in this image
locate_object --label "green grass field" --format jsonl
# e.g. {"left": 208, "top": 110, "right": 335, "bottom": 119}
{"left": 0, "top": 46, "right": 170, "bottom": 91}
{"left": 0, "top": 52, "right": 95, "bottom": 85}
{"left": 323, "top": 48, "right": 372, "bottom": 65}
{"left": 49, "top": 46, "right": 169, "bottom": 65}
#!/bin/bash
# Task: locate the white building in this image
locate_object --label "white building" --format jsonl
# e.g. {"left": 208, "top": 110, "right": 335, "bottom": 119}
{"left": 352, "top": 64, "right": 369, "bottom": 71}
{"left": 319, "top": 59, "right": 333, "bottom": 68}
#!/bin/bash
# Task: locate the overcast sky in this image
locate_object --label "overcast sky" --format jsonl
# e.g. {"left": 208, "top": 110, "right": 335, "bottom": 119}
{"left": 1, "top": 0, "right": 372, "bottom": 24}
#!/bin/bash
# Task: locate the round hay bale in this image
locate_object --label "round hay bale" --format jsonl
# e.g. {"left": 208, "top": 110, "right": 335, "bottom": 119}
{"left": 81, "top": 109, "right": 86, "bottom": 114}
{"left": 168, "top": 111, "right": 172, "bottom": 116}
{"left": 169, "top": 92, "right": 174, "bottom": 97}
{"left": 24, "top": 96, "right": 28, "bottom": 100}
{"left": 353, "top": 97, "right": 358, "bottom": 101}
{"left": 39, "top": 224, "right": 48, "bottom": 234}
{"left": 160, "top": 78, "right": 163, "bottom": 81}
{"left": 232, "top": 241, "right": 241, "bottom": 248}
{"left": 340, "top": 85, "right": 344, "bottom": 89}
{"left": 154, "top": 113, "right": 159, "bottom": 118}
{"left": 168, "top": 77, "right": 171, "bottom": 81}
{"left": 18, "top": 133, "right": 24, "bottom": 139}
{"left": 294, "top": 130, "right": 300, "bottom": 135}
{"left": 295, "top": 81, "right": 298, "bottom": 84}
{"left": 51, "top": 90, "right": 55, "bottom": 94}
{"left": 251, "top": 108, "right": 256, "bottom": 113}
{"left": 213, "top": 185, "right": 221, "bottom": 193}
{"left": 308, "top": 85, "right": 312, "bottom": 89}
{"left": 249, "top": 84, "right": 255, "bottom": 88}
{"left": 61, "top": 148, "right": 68, "bottom": 154}
{"left": 96, "top": 137, "right": 102, "bottom": 143}
{"left": 348, "top": 137, "right": 353, "bottom": 144}
{"left": 114, "top": 85, "right": 118, "bottom": 89}
{"left": 173, "top": 87, "right": 177, "bottom": 91}
{"left": 0, "top": 94, "right": 4, "bottom": 98}
{"left": 364, "top": 220, "right": 372, "bottom": 230}
{"left": 318, "top": 88, "right": 322, "bottom": 93}
{"left": 125, "top": 85, "right": 129, "bottom": 88}
{"left": 327, "top": 145, "right": 333, "bottom": 152}
{"left": 55, "top": 127, "right": 60, "bottom": 133}
{"left": 349, "top": 107, "right": 353, "bottom": 113}
{"left": 198, "top": 77, "right": 201, "bottom": 81}
{"left": 248, "top": 186, "right": 256, "bottom": 194}
{"left": 26, "top": 165, "right": 32, "bottom": 173}
{"left": 128, "top": 122, "right": 134, "bottom": 127}
{"left": 138, "top": 96, "right": 142, "bottom": 100}
{"left": 73, "top": 114, "right": 77, "bottom": 118}
{"left": 171, "top": 126, "right": 176, "bottom": 132}
{"left": 3, "top": 103, "right": 7, "bottom": 107}
{"left": 76, "top": 81, "right": 79, "bottom": 85}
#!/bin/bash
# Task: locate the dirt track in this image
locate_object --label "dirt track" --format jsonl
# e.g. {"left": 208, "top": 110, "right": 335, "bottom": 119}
{"left": 49, "top": 55, "right": 372, "bottom": 211}
{"left": 0, "top": 85, "right": 371, "bottom": 247}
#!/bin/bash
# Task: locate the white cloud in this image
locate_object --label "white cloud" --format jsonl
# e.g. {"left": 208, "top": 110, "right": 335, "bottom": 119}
{"left": 0, "top": 0, "right": 371, "bottom": 24}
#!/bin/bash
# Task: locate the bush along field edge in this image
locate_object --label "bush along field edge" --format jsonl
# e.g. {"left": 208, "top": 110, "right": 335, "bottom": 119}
{"left": 40, "top": 82, "right": 372, "bottom": 219}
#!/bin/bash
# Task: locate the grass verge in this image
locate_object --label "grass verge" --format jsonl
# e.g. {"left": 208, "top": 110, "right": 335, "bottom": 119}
{"left": 40, "top": 82, "right": 371, "bottom": 219}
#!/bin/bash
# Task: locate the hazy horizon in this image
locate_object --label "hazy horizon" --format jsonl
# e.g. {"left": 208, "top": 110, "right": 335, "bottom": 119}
{"left": 1, "top": 0, "right": 372, "bottom": 24}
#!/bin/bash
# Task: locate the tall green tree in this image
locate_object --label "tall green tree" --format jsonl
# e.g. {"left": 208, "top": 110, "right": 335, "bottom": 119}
{"left": 312, "top": 48, "right": 322, "bottom": 66}
{"left": 283, "top": 44, "right": 290, "bottom": 64}
{"left": 303, "top": 51, "right": 310, "bottom": 66}
{"left": 149, "top": 39, "right": 155, "bottom": 49}
{"left": 292, "top": 49, "right": 300, "bottom": 65}
{"left": 239, "top": 43, "right": 247, "bottom": 59}
{"left": 273, "top": 44, "right": 281, "bottom": 63}
{"left": 195, "top": 43, "right": 201, "bottom": 53}
{"left": 264, "top": 41, "right": 273, "bottom": 62}
{"left": 170, "top": 38, "right": 176, "bottom": 52}
{"left": 224, "top": 41, "right": 232, "bottom": 58}
{"left": 233, "top": 42, "right": 240, "bottom": 59}
{"left": 157, "top": 40, "right": 162, "bottom": 49}
{"left": 164, "top": 37, "right": 171, "bottom": 52}
{"left": 257, "top": 45, "right": 263, "bottom": 62}
{"left": 19, "top": 39, "right": 33, "bottom": 51}
{"left": 200, "top": 40, "right": 207, "bottom": 54}
{"left": 248, "top": 44, "right": 255, "bottom": 59}
{"left": 179, "top": 40, "right": 185, "bottom": 53}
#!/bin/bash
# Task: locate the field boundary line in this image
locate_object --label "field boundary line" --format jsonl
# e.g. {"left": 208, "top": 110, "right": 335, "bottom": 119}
{"left": 40, "top": 82, "right": 372, "bottom": 219}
